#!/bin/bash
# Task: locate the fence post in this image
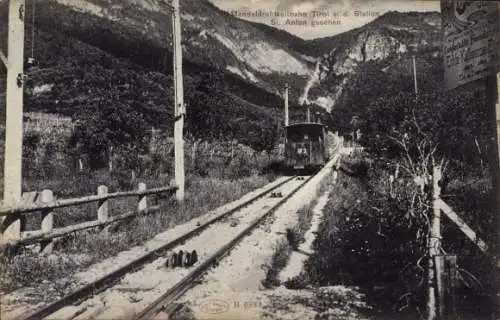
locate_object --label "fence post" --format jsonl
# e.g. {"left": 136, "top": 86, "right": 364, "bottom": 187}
{"left": 444, "top": 255, "right": 458, "bottom": 319}
{"left": 428, "top": 165, "right": 442, "bottom": 320}
{"left": 20, "top": 214, "right": 26, "bottom": 233}
{"left": 435, "top": 255, "right": 458, "bottom": 319}
{"left": 138, "top": 183, "right": 148, "bottom": 213}
{"left": 40, "top": 189, "right": 54, "bottom": 254}
{"left": 434, "top": 255, "right": 445, "bottom": 319}
{"left": 108, "top": 146, "right": 114, "bottom": 172}
{"left": 97, "top": 185, "right": 109, "bottom": 236}
{"left": 97, "top": 185, "right": 109, "bottom": 223}
{"left": 192, "top": 140, "right": 198, "bottom": 169}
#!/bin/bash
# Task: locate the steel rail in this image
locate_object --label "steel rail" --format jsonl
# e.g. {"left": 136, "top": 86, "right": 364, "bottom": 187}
{"left": 134, "top": 173, "right": 317, "bottom": 320}
{"left": 20, "top": 176, "right": 296, "bottom": 320}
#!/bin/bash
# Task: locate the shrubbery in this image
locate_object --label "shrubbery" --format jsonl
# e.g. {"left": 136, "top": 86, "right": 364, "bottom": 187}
{"left": 321, "top": 38, "right": 495, "bottom": 318}
{"left": 306, "top": 151, "right": 496, "bottom": 318}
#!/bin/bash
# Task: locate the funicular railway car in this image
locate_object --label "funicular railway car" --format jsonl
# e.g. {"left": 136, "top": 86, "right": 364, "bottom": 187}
{"left": 284, "top": 122, "right": 329, "bottom": 171}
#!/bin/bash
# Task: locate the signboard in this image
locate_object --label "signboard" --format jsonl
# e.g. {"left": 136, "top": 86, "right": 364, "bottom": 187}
{"left": 441, "top": 0, "right": 499, "bottom": 89}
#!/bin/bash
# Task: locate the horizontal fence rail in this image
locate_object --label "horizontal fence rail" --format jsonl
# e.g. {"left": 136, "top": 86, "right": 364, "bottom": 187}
{"left": 0, "top": 186, "right": 178, "bottom": 216}
{"left": 19, "top": 205, "right": 163, "bottom": 245}
{"left": 0, "top": 183, "right": 178, "bottom": 254}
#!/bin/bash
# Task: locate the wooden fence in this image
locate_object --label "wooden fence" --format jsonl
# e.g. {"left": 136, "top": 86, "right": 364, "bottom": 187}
{"left": 0, "top": 183, "right": 178, "bottom": 254}
{"left": 428, "top": 165, "right": 497, "bottom": 320}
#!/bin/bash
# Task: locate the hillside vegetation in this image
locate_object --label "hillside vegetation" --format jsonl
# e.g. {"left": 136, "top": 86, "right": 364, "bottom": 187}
{"left": 0, "top": 11, "right": 306, "bottom": 197}
{"left": 0, "top": 0, "right": 316, "bottom": 105}
{"left": 323, "top": 31, "right": 497, "bottom": 319}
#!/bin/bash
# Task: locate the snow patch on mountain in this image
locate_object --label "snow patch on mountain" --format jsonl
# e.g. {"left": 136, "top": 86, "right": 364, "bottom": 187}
{"left": 243, "top": 69, "right": 259, "bottom": 83}
{"left": 226, "top": 66, "right": 260, "bottom": 83}
{"left": 227, "top": 66, "right": 245, "bottom": 78}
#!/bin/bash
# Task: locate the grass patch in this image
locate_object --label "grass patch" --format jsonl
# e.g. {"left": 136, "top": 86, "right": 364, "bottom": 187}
{"left": 262, "top": 172, "right": 334, "bottom": 289}
{"left": 261, "top": 202, "right": 317, "bottom": 289}
{"left": 262, "top": 240, "right": 292, "bottom": 289}
{"left": 303, "top": 169, "right": 367, "bottom": 286}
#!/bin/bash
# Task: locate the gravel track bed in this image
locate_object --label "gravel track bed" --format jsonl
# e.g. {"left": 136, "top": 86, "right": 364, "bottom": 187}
{"left": 174, "top": 154, "right": 341, "bottom": 320}
{"left": 48, "top": 177, "right": 304, "bottom": 319}
{"left": 1, "top": 177, "right": 290, "bottom": 319}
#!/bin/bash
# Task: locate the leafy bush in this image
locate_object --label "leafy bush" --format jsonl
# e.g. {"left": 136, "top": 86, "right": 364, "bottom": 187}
{"left": 227, "top": 155, "right": 253, "bottom": 180}
{"left": 261, "top": 240, "right": 291, "bottom": 289}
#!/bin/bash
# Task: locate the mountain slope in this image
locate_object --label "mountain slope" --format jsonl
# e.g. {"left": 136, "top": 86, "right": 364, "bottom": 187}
{"left": 298, "top": 11, "right": 442, "bottom": 111}
{"left": 1, "top": 1, "right": 446, "bottom": 124}
{"left": 26, "top": 0, "right": 314, "bottom": 102}
{"left": 0, "top": 2, "right": 297, "bottom": 151}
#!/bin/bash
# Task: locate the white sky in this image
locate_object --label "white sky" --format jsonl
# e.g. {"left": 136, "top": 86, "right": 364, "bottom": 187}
{"left": 209, "top": 0, "right": 441, "bottom": 39}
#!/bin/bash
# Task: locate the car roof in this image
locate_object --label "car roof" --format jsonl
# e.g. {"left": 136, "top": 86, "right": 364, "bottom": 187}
{"left": 285, "top": 122, "right": 325, "bottom": 129}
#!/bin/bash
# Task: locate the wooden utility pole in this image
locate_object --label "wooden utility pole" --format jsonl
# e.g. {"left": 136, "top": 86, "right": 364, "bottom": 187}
{"left": 487, "top": 72, "right": 500, "bottom": 284}
{"left": 1, "top": 0, "right": 25, "bottom": 243}
{"left": 496, "top": 72, "right": 500, "bottom": 180}
{"left": 428, "top": 166, "right": 442, "bottom": 320}
{"left": 413, "top": 55, "right": 419, "bottom": 98}
{"left": 284, "top": 83, "right": 289, "bottom": 126}
{"left": 485, "top": 0, "right": 500, "bottom": 301}
{"left": 496, "top": 72, "right": 500, "bottom": 268}
{"left": 171, "top": 0, "right": 185, "bottom": 201}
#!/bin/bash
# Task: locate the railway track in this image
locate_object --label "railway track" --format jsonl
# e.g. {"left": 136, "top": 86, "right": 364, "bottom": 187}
{"left": 134, "top": 173, "right": 317, "bottom": 320}
{"left": 20, "top": 173, "right": 316, "bottom": 320}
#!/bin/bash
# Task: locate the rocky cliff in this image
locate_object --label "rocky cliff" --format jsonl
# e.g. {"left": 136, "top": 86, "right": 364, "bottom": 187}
{"left": 298, "top": 11, "right": 442, "bottom": 111}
